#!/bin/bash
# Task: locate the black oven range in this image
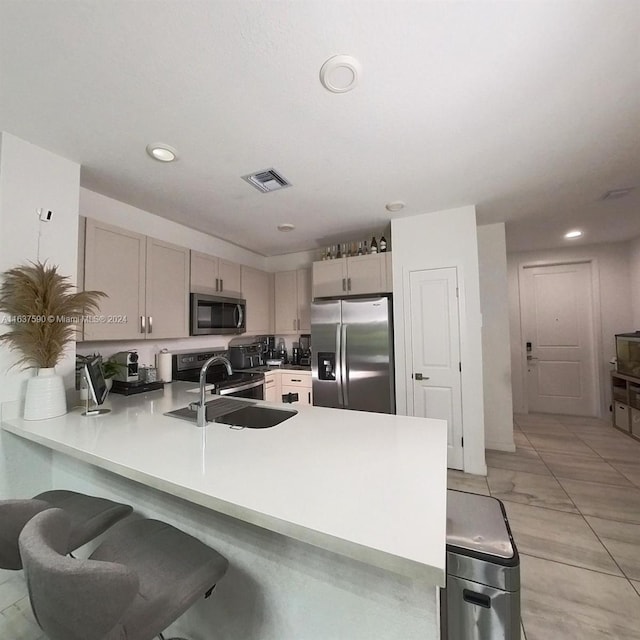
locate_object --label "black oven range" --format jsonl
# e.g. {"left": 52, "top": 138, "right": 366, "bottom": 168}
{"left": 171, "top": 349, "right": 265, "bottom": 400}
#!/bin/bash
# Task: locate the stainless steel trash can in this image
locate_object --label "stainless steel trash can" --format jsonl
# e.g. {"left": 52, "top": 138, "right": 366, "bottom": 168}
{"left": 441, "top": 490, "right": 520, "bottom": 640}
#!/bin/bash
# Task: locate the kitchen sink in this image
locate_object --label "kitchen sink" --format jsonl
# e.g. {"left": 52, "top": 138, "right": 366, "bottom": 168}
{"left": 164, "top": 396, "right": 255, "bottom": 423}
{"left": 164, "top": 397, "right": 296, "bottom": 428}
{"left": 215, "top": 406, "right": 297, "bottom": 428}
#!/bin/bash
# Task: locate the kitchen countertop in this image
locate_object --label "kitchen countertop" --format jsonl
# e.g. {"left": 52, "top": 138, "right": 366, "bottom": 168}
{"left": 1, "top": 382, "right": 447, "bottom": 585}
{"left": 241, "top": 364, "right": 312, "bottom": 373}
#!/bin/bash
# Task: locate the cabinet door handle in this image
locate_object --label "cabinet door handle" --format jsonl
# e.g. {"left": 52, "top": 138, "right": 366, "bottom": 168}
{"left": 342, "top": 278, "right": 346, "bottom": 291}
{"left": 348, "top": 278, "right": 352, "bottom": 291}
{"left": 308, "top": 391, "right": 311, "bottom": 404}
{"left": 291, "top": 378, "right": 302, "bottom": 382}
{"left": 215, "top": 278, "right": 219, "bottom": 291}
{"left": 221, "top": 279, "right": 224, "bottom": 291}
{"left": 297, "top": 318, "right": 300, "bottom": 330}
{"left": 293, "top": 319, "right": 296, "bottom": 330}
{"left": 148, "top": 316, "right": 153, "bottom": 334}
{"left": 140, "top": 315, "right": 146, "bottom": 334}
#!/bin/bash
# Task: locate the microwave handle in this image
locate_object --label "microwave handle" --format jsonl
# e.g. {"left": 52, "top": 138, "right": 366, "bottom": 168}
{"left": 235, "top": 304, "right": 244, "bottom": 328}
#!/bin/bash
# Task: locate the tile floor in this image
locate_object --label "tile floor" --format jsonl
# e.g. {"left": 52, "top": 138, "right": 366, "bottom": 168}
{"left": 449, "top": 412, "right": 640, "bottom": 640}
{"left": 2, "top": 412, "right": 639, "bottom": 639}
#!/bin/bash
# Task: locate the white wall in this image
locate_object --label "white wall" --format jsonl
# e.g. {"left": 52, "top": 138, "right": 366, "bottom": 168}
{"left": 391, "top": 206, "right": 486, "bottom": 475}
{"left": 266, "top": 249, "right": 316, "bottom": 272}
{"left": 477, "top": 224, "right": 514, "bottom": 452}
{"left": 508, "top": 242, "right": 633, "bottom": 416}
{"left": 81, "top": 188, "right": 268, "bottom": 270}
{"left": 629, "top": 235, "right": 640, "bottom": 327}
{"left": 0, "top": 132, "right": 80, "bottom": 498}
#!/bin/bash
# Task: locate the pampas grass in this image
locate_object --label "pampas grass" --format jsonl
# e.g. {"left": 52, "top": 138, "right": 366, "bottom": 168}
{"left": 0, "top": 261, "right": 105, "bottom": 369}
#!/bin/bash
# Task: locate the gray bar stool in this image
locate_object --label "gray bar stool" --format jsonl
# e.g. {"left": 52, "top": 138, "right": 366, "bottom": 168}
{"left": 0, "top": 489, "right": 133, "bottom": 570}
{"left": 19, "top": 508, "right": 229, "bottom": 640}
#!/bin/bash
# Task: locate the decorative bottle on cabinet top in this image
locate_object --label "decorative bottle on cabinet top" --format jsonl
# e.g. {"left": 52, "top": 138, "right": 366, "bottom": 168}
{"left": 370, "top": 236, "right": 378, "bottom": 253}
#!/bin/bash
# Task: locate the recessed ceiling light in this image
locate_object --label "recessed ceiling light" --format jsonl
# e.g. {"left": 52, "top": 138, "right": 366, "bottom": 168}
{"left": 277, "top": 223, "right": 295, "bottom": 232}
{"left": 146, "top": 143, "right": 178, "bottom": 162}
{"left": 319, "top": 55, "right": 361, "bottom": 93}
{"left": 385, "top": 201, "right": 405, "bottom": 212}
{"left": 564, "top": 230, "right": 583, "bottom": 239}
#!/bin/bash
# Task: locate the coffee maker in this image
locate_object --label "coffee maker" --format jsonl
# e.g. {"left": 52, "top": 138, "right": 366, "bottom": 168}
{"left": 299, "top": 334, "right": 311, "bottom": 366}
{"left": 258, "top": 335, "right": 277, "bottom": 361}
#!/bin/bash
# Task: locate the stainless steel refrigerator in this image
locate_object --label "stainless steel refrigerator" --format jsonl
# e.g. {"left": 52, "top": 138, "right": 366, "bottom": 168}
{"left": 311, "top": 296, "right": 395, "bottom": 414}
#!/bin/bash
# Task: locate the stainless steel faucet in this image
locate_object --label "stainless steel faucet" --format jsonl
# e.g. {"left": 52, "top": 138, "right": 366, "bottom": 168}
{"left": 190, "top": 355, "right": 233, "bottom": 427}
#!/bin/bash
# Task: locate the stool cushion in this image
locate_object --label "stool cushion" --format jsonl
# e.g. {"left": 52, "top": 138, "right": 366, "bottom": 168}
{"left": 19, "top": 508, "right": 139, "bottom": 640}
{"left": 19, "top": 509, "right": 229, "bottom": 640}
{"left": 0, "top": 490, "right": 133, "bottom": 570}
{"left": 91, "top": 518, "right": 229, "bottom": 640}
{"left": 34, "top": 490, "right": 133, "bottom": 552}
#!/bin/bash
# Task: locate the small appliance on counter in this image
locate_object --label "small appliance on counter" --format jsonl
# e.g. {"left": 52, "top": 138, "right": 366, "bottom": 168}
{"left": 228, "top": 339, "right": 264, "bottom": 370}
{"left": 276, "top": 338, "right": 288, "bottom": 365}
{"left": 110, "top": 351, "right": 139, "bottom": 382}
{"left": 111, "top": 379, "right": 164, "bottom": 396}
{"left": 299, "top": 334, "right": 311, "bottom": 366}
{"left": 256, "top": 335, "right": 277, "bottom": 360}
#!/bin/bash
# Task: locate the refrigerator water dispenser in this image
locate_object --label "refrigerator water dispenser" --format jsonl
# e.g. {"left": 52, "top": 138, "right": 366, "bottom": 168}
{"left": 318, "top": 352, "right": 336, "bottom": 380}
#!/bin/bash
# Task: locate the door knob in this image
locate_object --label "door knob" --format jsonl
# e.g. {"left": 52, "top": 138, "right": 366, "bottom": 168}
{"left": 413, "top": 373, "right": 430, "bottom": 380}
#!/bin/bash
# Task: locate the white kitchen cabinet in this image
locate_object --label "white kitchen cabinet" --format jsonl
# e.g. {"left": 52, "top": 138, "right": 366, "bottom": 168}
{"left": 312, "top": 253, "right": 391, "bottom": 299}
{"left": 145, "top": 237, "right": 191, "bottom": 339}
{"left": 83, "top": 218, "right": 189, "bottom": 341}
{"left": 264, "top": 371, "right": 280, "bottom": 403}
{"left": 241, "top": 265, "right": 273, "bottom": 334}
{"left": 190, "top": 250, "right": 241, "bottom": 296}
{"left": 280, "top": 371, "right": 312, "bottom": 405}
{"left": 274, "top": 268, "right": 311, "bottom": 333}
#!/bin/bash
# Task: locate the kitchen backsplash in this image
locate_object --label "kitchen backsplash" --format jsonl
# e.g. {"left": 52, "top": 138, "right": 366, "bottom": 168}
{"left": 77, "top": 335, "right": 304, "bottom": 370}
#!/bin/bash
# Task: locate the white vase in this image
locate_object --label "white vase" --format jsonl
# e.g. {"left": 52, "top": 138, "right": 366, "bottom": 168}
{"left": 24, "top": 367, "right": 67, "bottom": 420}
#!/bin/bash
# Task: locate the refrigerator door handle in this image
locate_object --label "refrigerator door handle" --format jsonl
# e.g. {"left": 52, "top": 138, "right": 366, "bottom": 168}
{"left": 341, "top": 324, "right": 349, "bottom": 408}
{"left": 336, "top": 323, "right": 344, "bottom": 407}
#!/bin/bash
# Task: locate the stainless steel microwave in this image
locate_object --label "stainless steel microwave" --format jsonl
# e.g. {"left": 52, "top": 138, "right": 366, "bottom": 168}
{"left": 190, "top": 293, "right": 246, "bottom": 335}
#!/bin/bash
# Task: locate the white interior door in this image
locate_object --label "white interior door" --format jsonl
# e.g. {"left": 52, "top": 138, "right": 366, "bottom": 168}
{"left": 521, "top": 262, "right": 598, "bottom": 416}
{"left": 407, "top": 267, "right": 464, "bottom": 469}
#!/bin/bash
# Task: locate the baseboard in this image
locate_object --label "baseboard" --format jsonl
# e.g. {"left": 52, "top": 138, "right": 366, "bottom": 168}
{"left": 485, "top": 440, "right": 516, "bottom": 453}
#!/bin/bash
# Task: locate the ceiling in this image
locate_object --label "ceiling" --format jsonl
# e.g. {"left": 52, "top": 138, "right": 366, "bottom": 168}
{"left": 1, "top": 0, "right": 639, "bottom": 257}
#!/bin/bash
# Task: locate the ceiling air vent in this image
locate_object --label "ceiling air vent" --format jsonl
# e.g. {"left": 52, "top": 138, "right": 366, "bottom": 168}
{"left": 242, "top": 168, "right": 291, "bottom": 193}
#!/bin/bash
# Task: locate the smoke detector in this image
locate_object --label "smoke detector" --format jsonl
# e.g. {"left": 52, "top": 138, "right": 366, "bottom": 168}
{"left": 320, "top": 55, "right": 361, "bottom": 93}
{"left": 242, "top": 169, "right": 291, "bottom": 193}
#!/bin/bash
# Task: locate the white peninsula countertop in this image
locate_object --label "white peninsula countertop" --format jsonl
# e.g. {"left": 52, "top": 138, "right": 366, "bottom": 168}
{"left": 1, "top": 382, "right": 448, "bottom": 586}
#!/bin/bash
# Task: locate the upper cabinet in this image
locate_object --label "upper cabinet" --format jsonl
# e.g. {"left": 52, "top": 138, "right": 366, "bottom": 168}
{"left": 312, "top": 252, "right": 392, "bottom": 299}
{"left": 241, "top": 265, "right": 274, "bottom": 334}
{"left": 275, "top": 268, "right": 311, "bottom": 333}
{"left": 83, "top": 218, "right": 189, "bottom": 341}
{"left": 190, "top": 250, "right": 241, "bottom": 296}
